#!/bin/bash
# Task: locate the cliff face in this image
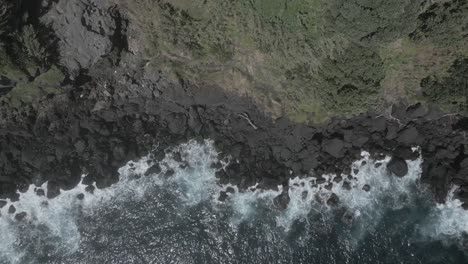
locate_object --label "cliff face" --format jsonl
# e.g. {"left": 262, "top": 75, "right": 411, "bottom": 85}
{"left": 1, "top": 0, "right": 468, "bottom": 123}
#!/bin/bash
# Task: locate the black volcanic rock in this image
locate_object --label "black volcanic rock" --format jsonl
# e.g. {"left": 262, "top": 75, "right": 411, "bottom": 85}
{"left": 15, "top": 212, "right": 27, "bottom": 221}
{"left": 362, "top": 184, "right": 371, "bottom": 192}
{"left": 327, "top": 193, "right": 340, "bottom": 206}
{"left": 273, "top": 190, "right": 290, "bottom": 210}
{"left": 145, "top": 164, "right": 162, "bottom": 176}
{"left": 387, "top": 157, "right": 408, "bottom": 177}
{"left": 218, "top": 191, "right": 228, "bottom": 202}
{"left": 394, "top": 146, "right": 419, "bottom": 160}
{"left": 397, "top": 127, "right": 420, "bottom": 146}
{"left": 323, "top": 138, "right": 344, "bottom": 158}
{"left": 8, "top": 205, "right": 16, "bottom": 214}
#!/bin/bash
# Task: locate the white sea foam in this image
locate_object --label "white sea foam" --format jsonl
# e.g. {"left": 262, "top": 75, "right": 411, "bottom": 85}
{"left": 0, "top": 139, "right": 219, "bottom": 264}
{"left": 0, "top": 140, "right": 467, "bottom": 263}
{"left": 214, "top": 151, "right": 423, "bottom": 231}
{"left": 224, "top": 184, "right": 282, "bottom": 225}
{"left": 274, "top": 151, "right": 423, "bottom": 230}
{"left": 421, "top": 186, "right": 468, "bottom": 245}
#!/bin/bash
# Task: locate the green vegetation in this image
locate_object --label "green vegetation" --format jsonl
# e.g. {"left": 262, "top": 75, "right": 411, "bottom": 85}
{"left": 420, "top": 58, "right": 468, "bottom": 113}
{"left": 123, "top": 0, "right": 468, "bottom": 122}
{"left": 4, "top": 66, "right": 64, "bottom": 107}
{"left": 3, "top": 0, "right": 468, "bottom": 120}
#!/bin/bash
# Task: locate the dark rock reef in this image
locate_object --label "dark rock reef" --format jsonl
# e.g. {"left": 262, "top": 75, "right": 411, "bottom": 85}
{"left": 0, "top": 0, "right": 467, "bottom": 210}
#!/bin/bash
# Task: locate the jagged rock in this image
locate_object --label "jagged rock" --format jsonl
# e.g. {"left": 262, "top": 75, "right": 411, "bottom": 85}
{"left": 36, "top": 189, "right": 45, "bottom": 196}
{"left": 327, "top": 193, "right": 340, "bottom": 206}
{"left": 8, "top": 205, "right": 16, "bottom": 214}
{"left": 226, "top": 187, "right": 235, "bottom": 194}
{"left": 341, "top": 210, "right": 355, "bottom": 226}
{"left": 85, "top": 185, "right": 95, "bottom": 194}
{"left": 41, "top": 0, "right": 117, "bottom": 76}
{"left": 145, "top": 164, "right": 162, "bottom": 176}
{"left": 273, "top": 191, "right": 290, "bottom": 210}
{"left": 47, "top": 181, "right": 61, "bottom": 198}
{"left": 362, "top": 184, "right": 371, "bottom": 192}
{"left": 387, "top": 157, "right": 408, "bottom": 177}
{"left": 342, "top": 181, "right": 352, "bottom": 190}
{"left": 164, "top": 169, "right": 175, "bottom": 177}
{"left": 15, "top": 212, "right": 27, "bottom": 221}
{"left": 218, "top": 191, "right": 228, "bottom": 202}
{"left": 77, "top": 193, "right": 85, "bottom": 200}
{"left": 394, "top": 146, "right": 419, "bottom": 160}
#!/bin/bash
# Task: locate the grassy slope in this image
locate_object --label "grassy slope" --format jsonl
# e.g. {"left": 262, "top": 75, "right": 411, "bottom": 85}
{"left": 1, "top": 0, "right": 466, "bottom": 121}
{"left": 123, "top": 0, "right": 468, "bottom": 122}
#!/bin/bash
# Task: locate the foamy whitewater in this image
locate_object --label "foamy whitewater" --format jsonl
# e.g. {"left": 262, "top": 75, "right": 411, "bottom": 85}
{"left": 0, "top": 140, "right": 467, "bottom": 263}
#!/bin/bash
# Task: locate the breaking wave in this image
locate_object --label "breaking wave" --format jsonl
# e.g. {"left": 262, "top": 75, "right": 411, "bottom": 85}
{"left": 0, "top": 140, "right": 467, "bottom": 263}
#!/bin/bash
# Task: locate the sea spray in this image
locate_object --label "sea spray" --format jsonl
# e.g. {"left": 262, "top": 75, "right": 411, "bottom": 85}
{"left": 420, "top": 186, "right": 468, "bottom": 248}
{"left": 0, "top": 140, "right": 219, "bottom": 263}
{"left": 0, "top": 141, "right": 467, "bottom": 263}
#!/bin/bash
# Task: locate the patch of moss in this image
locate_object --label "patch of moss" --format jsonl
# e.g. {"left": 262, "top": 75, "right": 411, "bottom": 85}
{"left": 0, "top": 46, "right": 28, "bottom": 82}
{"left": 5, "top": 66, "right": 64, "bottom": 108}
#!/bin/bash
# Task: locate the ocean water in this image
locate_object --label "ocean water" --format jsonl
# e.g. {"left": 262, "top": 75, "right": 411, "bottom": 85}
{"left": 0, "top": 140, "right": 467, "bottom": 264}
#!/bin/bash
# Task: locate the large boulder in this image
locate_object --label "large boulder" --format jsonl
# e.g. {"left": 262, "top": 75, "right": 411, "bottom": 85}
{"left": 273, "top": 190, "right": 290, "bottom": 210}
{"left": 41, "top": 0, "right": 118, "bottom": 76}
{"left": 387, "top": 157, "right": 408, "bottom": 177}
{"left": 323, "top": 138, "right": 344, "bottom": 158}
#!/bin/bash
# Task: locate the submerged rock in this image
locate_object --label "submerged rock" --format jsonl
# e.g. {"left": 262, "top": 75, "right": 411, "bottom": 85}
{"left": 85, "top": 185, "right": 95, "bottom": 194}
{"left": 8, "top": 205, "right": 16, "bottom": 214}
{"left": 164, "top": 169, "right": 175, "bottom": 177}
{"left": 218, "top": 191, "right": 228, "bottom": 202}
{"left": 362, "top": 184, "right": 371, "bottom": 192}
{"left": 327, "top": 193, "right": 340, "bottom": 206}
{"left": 342, "top": 181, "right": 352, "bottom": 190}
{"left": 14, "top": 212, "right": 27, "bottom": 221}
{"left": 341, "top": 210, "right": 355, "bottom": 226}
{"left": 77, "top": 193, "right": 85, "bottom": 200}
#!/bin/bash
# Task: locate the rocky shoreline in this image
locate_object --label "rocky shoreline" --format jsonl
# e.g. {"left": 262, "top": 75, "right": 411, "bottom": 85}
{"left": 0, "top": 61, "right": 467, "bottom": 208}
{"left": 0, "top": 0, "right": 467, "bottom": 212}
